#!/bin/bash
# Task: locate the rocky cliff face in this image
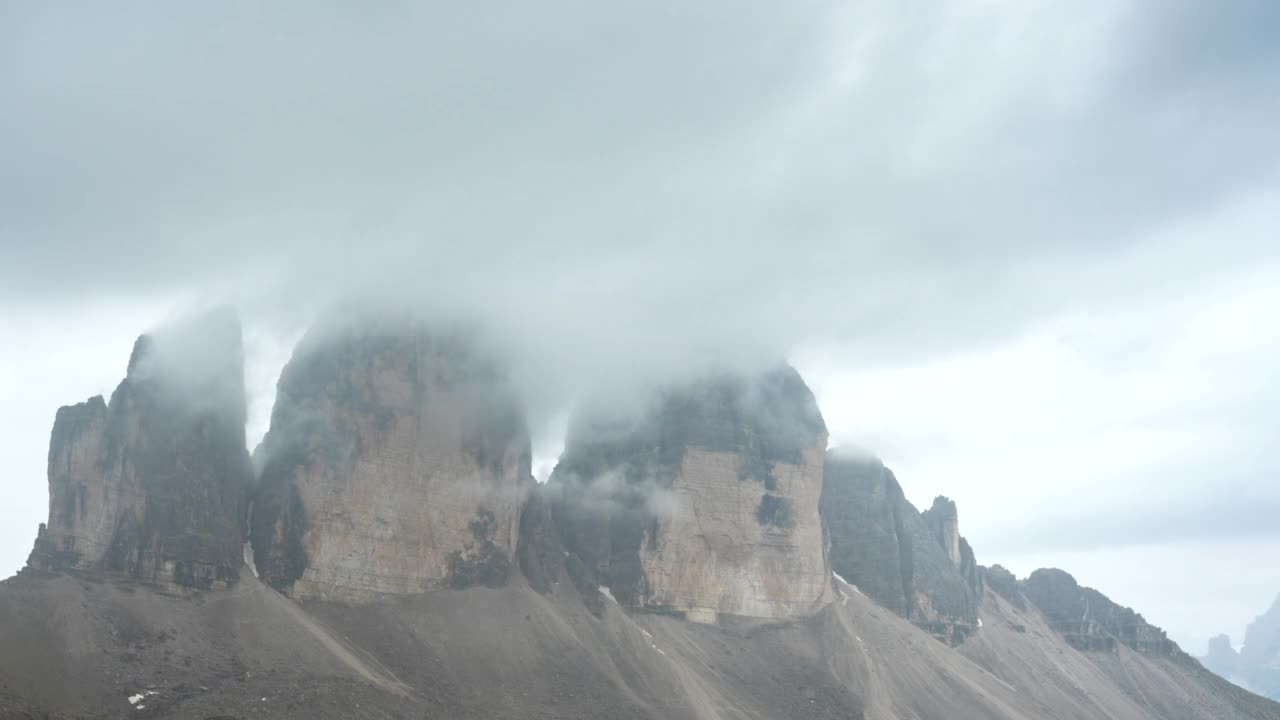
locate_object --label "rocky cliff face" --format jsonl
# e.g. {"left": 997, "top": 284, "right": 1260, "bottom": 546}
{"left": 820, "top": 455, "right": 982, "bottom": 644}
{"left": 1024, "top": 568, "right": 1179, "bottom": 655}
{"left": 923, "top": 497, "right": 962, "bottom": 566}
{"left": 250, "top": 319, "right": 532, "bottom": 602}
{"left": 1203, "top": 594, "right": 1280, "bottom": 700}
{"left": 1240, "top": 594, "right": 1280, "bottom": 699}
{"left": 26, "top": 310, "right": 251, "bottom": 590}
{"left": 537, "top": 365, "right": 831, "bottom": 622}
{"left": 924, "top": 496, "right": 984, "bottom": 596}
{"left": 1203, "top": 634, "right": 1242, "bottom": 681}
{"left": 982, "top": 564, "right": 1026, "bottom": 611}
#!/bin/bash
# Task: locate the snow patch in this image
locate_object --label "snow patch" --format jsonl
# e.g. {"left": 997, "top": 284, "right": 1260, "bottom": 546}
{"left": 977, "top": 618, "right": 983, "bottom": 628}
{"left": 833, "top": 571, "right": 866, "bottom": 597}
{"left": 598, "top": 586, "right": 618, "bottom": 604}
{"left": 244, "top": 541, "right": 259, "bottom": 578}
{"left": 635, "top": 625, "right": 665, "bottom": 655}
{"left": 128, "top": 691, "right": 157, "bottom": 708}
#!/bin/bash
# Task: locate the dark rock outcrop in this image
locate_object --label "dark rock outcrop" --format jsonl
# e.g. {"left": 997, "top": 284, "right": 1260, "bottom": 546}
{"left": 535, "top": 364, "right": 831, "bottom": 622}
{"left": 923, "top": 497, "right": 962, "bottom": 566}
{"left": 250, "top": 317, "right": 532, "bottom": 601}
{"left": 820, "top": 455, "right": 981, "bottom": 645}
{"left": 982, "top": 564, "right": 1026, "bottom": 610}
{"left": 923, "top": 496, "right": 985, "bottom": 599}
{"left": 25, "top": 310, "right": 251, "bottom": 590}
{"left": 514, "top": 482, "right": 564, "bottom": 595}
{"left": 1024, "top": 568, "right": 1179, "bottom": 655}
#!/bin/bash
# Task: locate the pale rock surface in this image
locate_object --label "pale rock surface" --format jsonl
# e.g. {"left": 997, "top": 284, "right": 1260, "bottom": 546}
{"left": 251, "top": 319, "right": 531, "bottom": 602}
{"left": 637, "top": 443, "right": 830, "bottom": 620}
{"left": 545, "top": 365, "right": 831, "bottom": 621}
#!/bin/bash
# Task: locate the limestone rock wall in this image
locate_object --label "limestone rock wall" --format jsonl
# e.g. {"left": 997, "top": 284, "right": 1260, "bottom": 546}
{"left": 923, "top": 497, "right": 962, "bottom": 567}
{"left": 27, "top": 310, "right": 251, "bottom": 591}
{"left": 1024, "top": 568, "right": 1180, "bottom": 655}
{"left": 250, "top": 320, "right": 531, "bottom": 602}
{"left": 982, "top": 564, "right": 1026, "bottom": 610}
{"left": 545, "top": 365, "right": 831, "bottom": 622}
{"left": 821, "top": 455, "right": 981, "bottom": 644}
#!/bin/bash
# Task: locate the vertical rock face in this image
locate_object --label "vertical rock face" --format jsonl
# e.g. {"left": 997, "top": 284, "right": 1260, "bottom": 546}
{"left": 544, "top": 365, "right": 831, "bottom": 622}
{"left": 250, "top": 319, "right": 532, "bottom": 602}
{"left": 923, "top": 497, "right": 961, "bottom": 566}
{"left": 515, "top": 482, "right": 564, "bottom": 595}
{"left": 27, "top": 310, "right": 251, "bottom": 590}
{"left": 1239, "top": 595, "right": 1280, "bottom": 699}
{"left": 1203, "top": 634, "right": 1241, "bottom": 681}
{"left": 1203, "top": 593, "right": 1280, "bottom": 700}
{"left": 820, "top": 455, "right": 981, "bottom": 644}
{"left": 1024, "top": 568, "right": 1180, "bottom": 655}
{"left": 924, "top": 496, "right": 985, "bottom": 598}
{"left": 819, "top": 456, "right": 914, "bottom": 618}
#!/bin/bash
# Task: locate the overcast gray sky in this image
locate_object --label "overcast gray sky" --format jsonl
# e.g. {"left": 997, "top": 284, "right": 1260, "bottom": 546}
{"left": 2, "top": 1, "right": 1278, "bottom": 652}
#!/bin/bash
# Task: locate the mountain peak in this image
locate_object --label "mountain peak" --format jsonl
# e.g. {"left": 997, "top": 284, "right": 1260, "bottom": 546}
{"left": 26, "top": 311, "right": 251, "bottom": 591}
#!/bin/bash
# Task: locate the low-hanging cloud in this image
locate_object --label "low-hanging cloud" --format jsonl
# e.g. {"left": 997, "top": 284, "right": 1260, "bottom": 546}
{"left": 3, "top": 1, "right": 1277, "bottom": 381}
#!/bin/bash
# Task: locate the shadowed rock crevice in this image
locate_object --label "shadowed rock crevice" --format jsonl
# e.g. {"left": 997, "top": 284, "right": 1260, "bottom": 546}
{"left": 514, "top": 483, "right": 564, "bottom": 595}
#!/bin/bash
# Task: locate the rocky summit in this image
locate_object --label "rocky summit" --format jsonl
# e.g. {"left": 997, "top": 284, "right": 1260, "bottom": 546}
{"left": 1202, "top": 593, "right": 1280, "bottom": 700}
{"left": 25, "top": 310, "right": 251, "bottom": 591}
{"left": 535, "top": 365, "right": 831, "bottom": 623}
{"left": 250, "top": 317, "right": 532, "bottom": 602}
{"left": 1024, "top": 567, "right": 1179, "bottom": 654}
{"left": 820, "top": 453, "right": 983, "bottom": 645}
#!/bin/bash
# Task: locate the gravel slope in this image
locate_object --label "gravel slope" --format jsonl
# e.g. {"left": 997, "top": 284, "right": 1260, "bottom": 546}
{"left": 1, "top": 569, "right": 1277, "bottom": 720}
